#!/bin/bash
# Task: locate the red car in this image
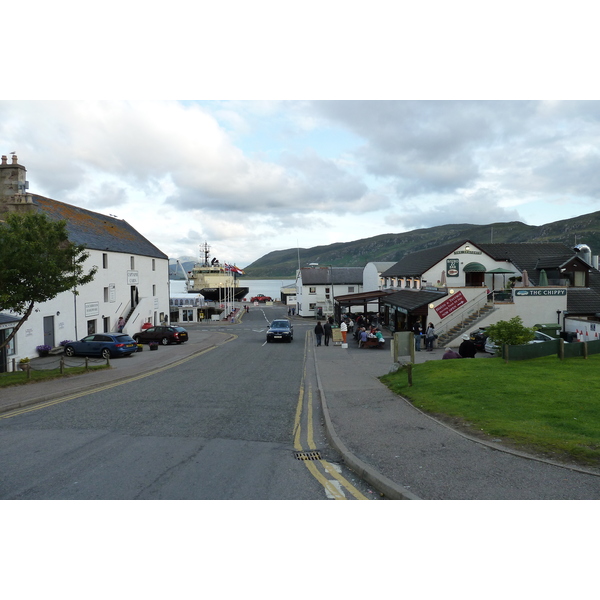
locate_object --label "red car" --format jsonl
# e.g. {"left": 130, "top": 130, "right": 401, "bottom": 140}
{"left": 251, "top": 294, "right": 272, "bottom": 303}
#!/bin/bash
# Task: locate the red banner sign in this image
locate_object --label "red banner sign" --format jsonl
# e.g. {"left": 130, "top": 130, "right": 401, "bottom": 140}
{"left": 434, "top": 291, "right": 467, "bottom": 319}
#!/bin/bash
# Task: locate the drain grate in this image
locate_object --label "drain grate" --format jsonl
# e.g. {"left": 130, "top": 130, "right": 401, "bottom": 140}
{"left": 294, "top": 450, "right": 322, "bottom": 461}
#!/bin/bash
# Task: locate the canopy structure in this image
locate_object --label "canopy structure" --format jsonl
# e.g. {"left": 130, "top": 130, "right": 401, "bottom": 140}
{"left": 486, "top": 267, "right": 516, "bottom": 290}
{"left": 463, "top": 262, "right": 487, "bottom": 272}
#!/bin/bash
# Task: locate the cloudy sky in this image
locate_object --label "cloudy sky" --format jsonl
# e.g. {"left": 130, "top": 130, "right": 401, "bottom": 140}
{"left": 3, "top": 3, "right": 598, "bottom": 269}
{"left": 3, "top": 99, "right": 600, "bottom": 267}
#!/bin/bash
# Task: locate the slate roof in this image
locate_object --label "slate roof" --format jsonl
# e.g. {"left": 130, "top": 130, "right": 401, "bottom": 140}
{"left": 382, "top": 289, "right": 448, "bottom": 311}
{"left": 381, "top": 242, "right": 465, "bottom": 277}
{"left": 31, "top": 194, "right": 168, "bottom": 259}
{"left": 0, "top": 313, "right": 20, "bottom": 325}
{"left": 300, "top": 267, "right": 364, "bottom": 285}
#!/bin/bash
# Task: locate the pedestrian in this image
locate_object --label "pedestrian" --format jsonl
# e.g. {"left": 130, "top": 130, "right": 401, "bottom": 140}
{"left": 425, "top": 322, "right": 436, "bottom": 351}
{"left": 458, "top": 334, "right": 477, "bottom": 358}
{"left": 412, "top": 320, "right": 423, "bottom": 351}
{"left": 375, "top": 328, "right": 385, "bottom": 348}
{"left": 442, "top": 346, "right": 462, "bottom": 359}
{"left": 323, "top": 321, "right": 332, "bottom": 346}
{"left": 348, "top": 318, "right": 354, "bottom": 334}
{"left": 340, "top": 319, "right": 348, "bottom": 343}
{"left": 358, "top": 327, "right": 368, "bottom": 348}
{"left": 117, "top": 317, "right": 125, "bottom": 332}
{"left": 314, "top": 321, "right": 324, "bottom": 346}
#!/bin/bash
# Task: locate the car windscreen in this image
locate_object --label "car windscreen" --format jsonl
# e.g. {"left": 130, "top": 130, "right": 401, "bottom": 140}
{"left": 271, "top": 321, "right": 289, "bottom": 329}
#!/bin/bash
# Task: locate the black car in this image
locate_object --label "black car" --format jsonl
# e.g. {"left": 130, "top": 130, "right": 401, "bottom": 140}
{"left": 133, "top": 326, "right": 188, "bottom": 345}
{"left": 469, "top": 327, "right": 489, "bottom": 352}
{"left": 266, "top": 319, "right": 293, "bottom": 343}
{"left": 64, "top": 333, "right": 138, "bottom": 359}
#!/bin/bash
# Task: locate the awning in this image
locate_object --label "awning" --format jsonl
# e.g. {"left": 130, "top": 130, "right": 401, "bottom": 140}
{"left": 463, "top": 262, "right": 487, "bottom": 272}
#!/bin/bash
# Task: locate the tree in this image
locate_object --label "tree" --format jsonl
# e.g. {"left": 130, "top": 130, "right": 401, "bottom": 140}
{"left": 485, "top": 316, "right": 536, "bottom": 347}
{"left": 0, "top": 212, "right": 97, "bottom": 350}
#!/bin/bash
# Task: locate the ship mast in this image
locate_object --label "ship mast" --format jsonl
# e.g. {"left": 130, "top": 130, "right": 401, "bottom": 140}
{"left": 200, "top": 242, "right": 211, "bottom": 267}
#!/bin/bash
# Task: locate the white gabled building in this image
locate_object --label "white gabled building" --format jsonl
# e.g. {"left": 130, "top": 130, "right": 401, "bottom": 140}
{"left": 295, "top": 265, "right": 364, "bottom": 319}
{"left": 0, "top": 154, "right": 170, "bottom": 371}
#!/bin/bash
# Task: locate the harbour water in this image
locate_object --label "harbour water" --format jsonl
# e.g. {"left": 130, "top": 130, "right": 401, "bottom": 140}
{"left": 240, "top": 279, "right": 295, "bottom": 301}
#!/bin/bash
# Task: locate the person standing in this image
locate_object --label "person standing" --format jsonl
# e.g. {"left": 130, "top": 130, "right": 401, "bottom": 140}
{"left": 117, "top": 317, "right": 125, "bottom": 332}
{"left": 314, "top": 321, "right": 324, "bottom": 346}
{"left": 458, "top": 334, "right": 477, "bottom": 358}
{"left": 425, "top": 322, "right": 436, "bottom": 351}
{"left": 340, "top": 319, "right": 348, "bottom": 343}
{"left": 412, "top": 320, "right": 423, "bottom": 351}
{"left": 323, "top": 321, "right": 332, "bottom": 346}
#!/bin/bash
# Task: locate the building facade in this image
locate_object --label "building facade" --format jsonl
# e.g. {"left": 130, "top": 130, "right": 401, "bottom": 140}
{"left": 0, "top": 155, "right": 169, "bottom": 371}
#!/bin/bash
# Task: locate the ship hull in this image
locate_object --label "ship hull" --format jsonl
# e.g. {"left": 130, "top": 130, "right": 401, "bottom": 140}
{"left": 190, "top": 287, "right": 249, "bottom": 301}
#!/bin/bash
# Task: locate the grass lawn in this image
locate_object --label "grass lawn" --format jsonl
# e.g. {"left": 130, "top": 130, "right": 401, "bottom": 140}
{"left": 0, "top": 364, "right": 110, "bottom": 388}
{"left": 380, "top": 354, "right": 600, "bottom": 466}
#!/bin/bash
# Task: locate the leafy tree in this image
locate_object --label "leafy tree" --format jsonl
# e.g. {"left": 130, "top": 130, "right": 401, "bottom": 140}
{"left": 485, "top": 316, "right": 536, "bottom": 347}
{"left": 0, "top": 212, "right": 97, "bottom": 350}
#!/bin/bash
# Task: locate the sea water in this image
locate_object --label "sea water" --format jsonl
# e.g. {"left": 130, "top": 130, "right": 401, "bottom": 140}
{"left": 240, "top": 279, "right": 295, "bottom": 302}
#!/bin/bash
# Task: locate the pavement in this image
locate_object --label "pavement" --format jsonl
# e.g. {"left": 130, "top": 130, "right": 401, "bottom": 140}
{"left": 2, "top": 320, "right": 600, "bottom": 500}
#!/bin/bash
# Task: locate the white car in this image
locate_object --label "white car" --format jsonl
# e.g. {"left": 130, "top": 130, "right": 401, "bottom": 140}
{"left": 484, "top": 330, "right": 561, "bottom": 354}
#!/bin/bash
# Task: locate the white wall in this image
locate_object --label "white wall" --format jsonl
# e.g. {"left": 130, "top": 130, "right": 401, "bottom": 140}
{"left": 11, "top": 249, "right": 169, "bottom": 361}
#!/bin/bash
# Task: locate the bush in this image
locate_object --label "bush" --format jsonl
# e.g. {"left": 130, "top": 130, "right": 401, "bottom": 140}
{"left": 485, "top": 316, "right": 536, "bottom": 346}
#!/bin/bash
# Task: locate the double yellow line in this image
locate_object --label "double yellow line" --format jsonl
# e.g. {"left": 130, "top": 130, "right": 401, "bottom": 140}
{"left": 1, "top": 345, "right": 224, "bottom": 420}
{"left": 293, "top": 331, "right": 368, "bottom": 500}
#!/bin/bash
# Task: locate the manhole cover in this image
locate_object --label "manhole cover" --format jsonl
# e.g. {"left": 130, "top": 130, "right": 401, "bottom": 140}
{"left": 294, "top": 450, "right": 322, "bottom": 461}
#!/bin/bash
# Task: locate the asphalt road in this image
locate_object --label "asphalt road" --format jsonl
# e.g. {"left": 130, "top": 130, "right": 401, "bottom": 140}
{"left": 0, "top": 306, "right": 377, "bottom": 500}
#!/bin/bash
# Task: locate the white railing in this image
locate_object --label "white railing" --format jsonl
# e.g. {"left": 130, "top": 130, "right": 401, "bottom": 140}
{"left": 436, "top": 291, "right": 491, "bottom": 338}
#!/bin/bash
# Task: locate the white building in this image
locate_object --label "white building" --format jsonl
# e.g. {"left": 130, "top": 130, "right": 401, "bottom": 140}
{"left": 295, "top": 265, "right": 364, "bottom": 319}
{"left": 0, "top": 154, "right": 170, "bottom": 371}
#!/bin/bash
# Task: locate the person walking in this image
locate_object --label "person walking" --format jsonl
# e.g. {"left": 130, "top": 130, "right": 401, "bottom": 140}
{"left": 314, "top": 321, "right": 324, "bottom": 346}
{"left": 425, "top": 322, "right": 436, "bottom": 351}
{"left": 412, "top": 320, "right": 423, "bottom": 351}
{"left": 340, "top": 319, "right": 348, "bottom": 343}
{"left": 323, "top": 321, "right": 332, "bottom": 346}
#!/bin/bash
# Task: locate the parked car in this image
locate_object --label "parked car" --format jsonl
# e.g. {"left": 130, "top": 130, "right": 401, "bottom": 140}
{"left": 469, "top": 328, "right": 489, "bottom": 352}
{"left": 266, "top": 319, "right": 293, "bottom": 343}
{"left": 133, "top": 326, "right": 188, "bottom": 345}
{"left": 64, "top": 333, "right": 138, "bottom": 359}
{"left": 251, "top": 294, "right": 273, "bottom": 303}
{"left": 484, "top": 330, "right": 563, "bottom": 354}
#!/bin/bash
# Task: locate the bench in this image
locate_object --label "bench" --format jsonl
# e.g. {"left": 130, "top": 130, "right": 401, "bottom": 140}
{"left": 360, "top": 337, "right": 384, "bottom": 349}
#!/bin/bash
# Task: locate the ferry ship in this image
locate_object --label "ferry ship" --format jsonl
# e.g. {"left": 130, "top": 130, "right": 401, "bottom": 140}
{"left": 187, "top": 242, "right": 249, "bottom": 301}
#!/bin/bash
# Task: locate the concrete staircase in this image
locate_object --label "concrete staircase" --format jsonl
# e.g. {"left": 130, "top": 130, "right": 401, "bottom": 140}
{"left": 437, "top": 304, "right": 496, "bottom": 346}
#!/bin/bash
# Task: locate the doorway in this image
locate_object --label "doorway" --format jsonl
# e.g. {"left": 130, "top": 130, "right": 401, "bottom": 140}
{"left": 43, "top": 315, "right": 55, "bottom": 348}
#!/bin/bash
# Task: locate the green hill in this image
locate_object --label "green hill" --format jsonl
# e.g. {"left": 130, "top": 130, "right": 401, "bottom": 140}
{"left": 242, "top": 211, "right": 600, "bottom": 278}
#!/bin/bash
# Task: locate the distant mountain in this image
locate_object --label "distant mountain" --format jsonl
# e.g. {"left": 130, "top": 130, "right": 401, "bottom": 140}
{"left": 241, "top": 211, "right": 600, "bottom": 279}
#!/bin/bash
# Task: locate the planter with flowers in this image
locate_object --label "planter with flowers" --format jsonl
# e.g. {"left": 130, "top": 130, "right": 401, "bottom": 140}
{"left": 136, "top": 344, "right": 144, "bottom": 352}
{"left": 36, "top": 344, "right": 52, "bottom": 357}
{"left": 19, "top": 357, "right": 31, "bottom": 370}
{"left": 149, "top": 341, "right": 159, "bottom": 351}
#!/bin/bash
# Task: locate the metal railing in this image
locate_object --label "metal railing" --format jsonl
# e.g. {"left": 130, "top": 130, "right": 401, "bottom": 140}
{"left": 436, "top": 290, "right": 491, "bottom": 338}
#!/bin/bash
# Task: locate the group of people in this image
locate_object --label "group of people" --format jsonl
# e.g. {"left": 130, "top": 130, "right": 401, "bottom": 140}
{"left": 314, "top": 316, "right": 384, "bottom": 348}
{"left": 411, "top": 321, "right": 436, "bottom": 352}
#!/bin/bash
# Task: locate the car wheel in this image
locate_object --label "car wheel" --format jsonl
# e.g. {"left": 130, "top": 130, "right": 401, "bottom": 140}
{"left": 161, "top": 337, "right": 169, "bottom": 345}
{"left": 101, "top": 348, "right": 111, "bottom": 359}
{"left": 64, "top": 346, "right": 75, "bottom": 357}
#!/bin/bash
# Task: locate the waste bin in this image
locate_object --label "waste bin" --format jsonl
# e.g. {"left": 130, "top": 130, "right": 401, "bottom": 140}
{"left": 534, "top": 323, "right": 560, "bottom": 339}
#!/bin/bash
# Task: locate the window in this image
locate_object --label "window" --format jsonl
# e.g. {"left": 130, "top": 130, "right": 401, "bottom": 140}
{"left": 87, "top": 320, "right": 97, "bottom": 335}
{"left": 152, "top": 284, "right": 156, "bottom": 296}
{"left": 152, "top": 259, "right": 156, "bottom": 271}
{"left": 309, "top": 287, "right": 316, "bottom": 294}
{"left": 103, "top": 317, "right": 110, "bottom": 333}
{"left": 347, "top": 286, "right": 355, "bottom": 293}
{"left": 103, "top": 287, "right": 109, "bottom": 302}
{"left": 182, "top": 309, "right": 193, "bottom": 322}
{"left": 309, "top": 303, "right": 316, "bottom": 310}
{"left": 130, "top": 256, "right": 135, "bottom": 269}
{"left": 102, "top": 253, "right": 108, "bottom": 269}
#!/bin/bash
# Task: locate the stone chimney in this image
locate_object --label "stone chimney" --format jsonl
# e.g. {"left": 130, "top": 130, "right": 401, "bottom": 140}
{"left": 0, "top": 153, "right": 34, "bottom": 215}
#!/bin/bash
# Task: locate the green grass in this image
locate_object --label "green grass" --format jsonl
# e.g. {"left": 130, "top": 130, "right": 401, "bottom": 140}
{"left": 0, "top": 364, "right": 110, "bottom": 388}
{"left": 380, "top": 355, "right": 600, "bottom": 465}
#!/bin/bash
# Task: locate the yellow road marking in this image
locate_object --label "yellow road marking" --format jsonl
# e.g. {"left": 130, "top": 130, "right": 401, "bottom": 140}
{"left": 0, "top": 342, "right": 232, "bottom": 420}
{"left": 293, "top": 330, "right": 368, "bottom": 500}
